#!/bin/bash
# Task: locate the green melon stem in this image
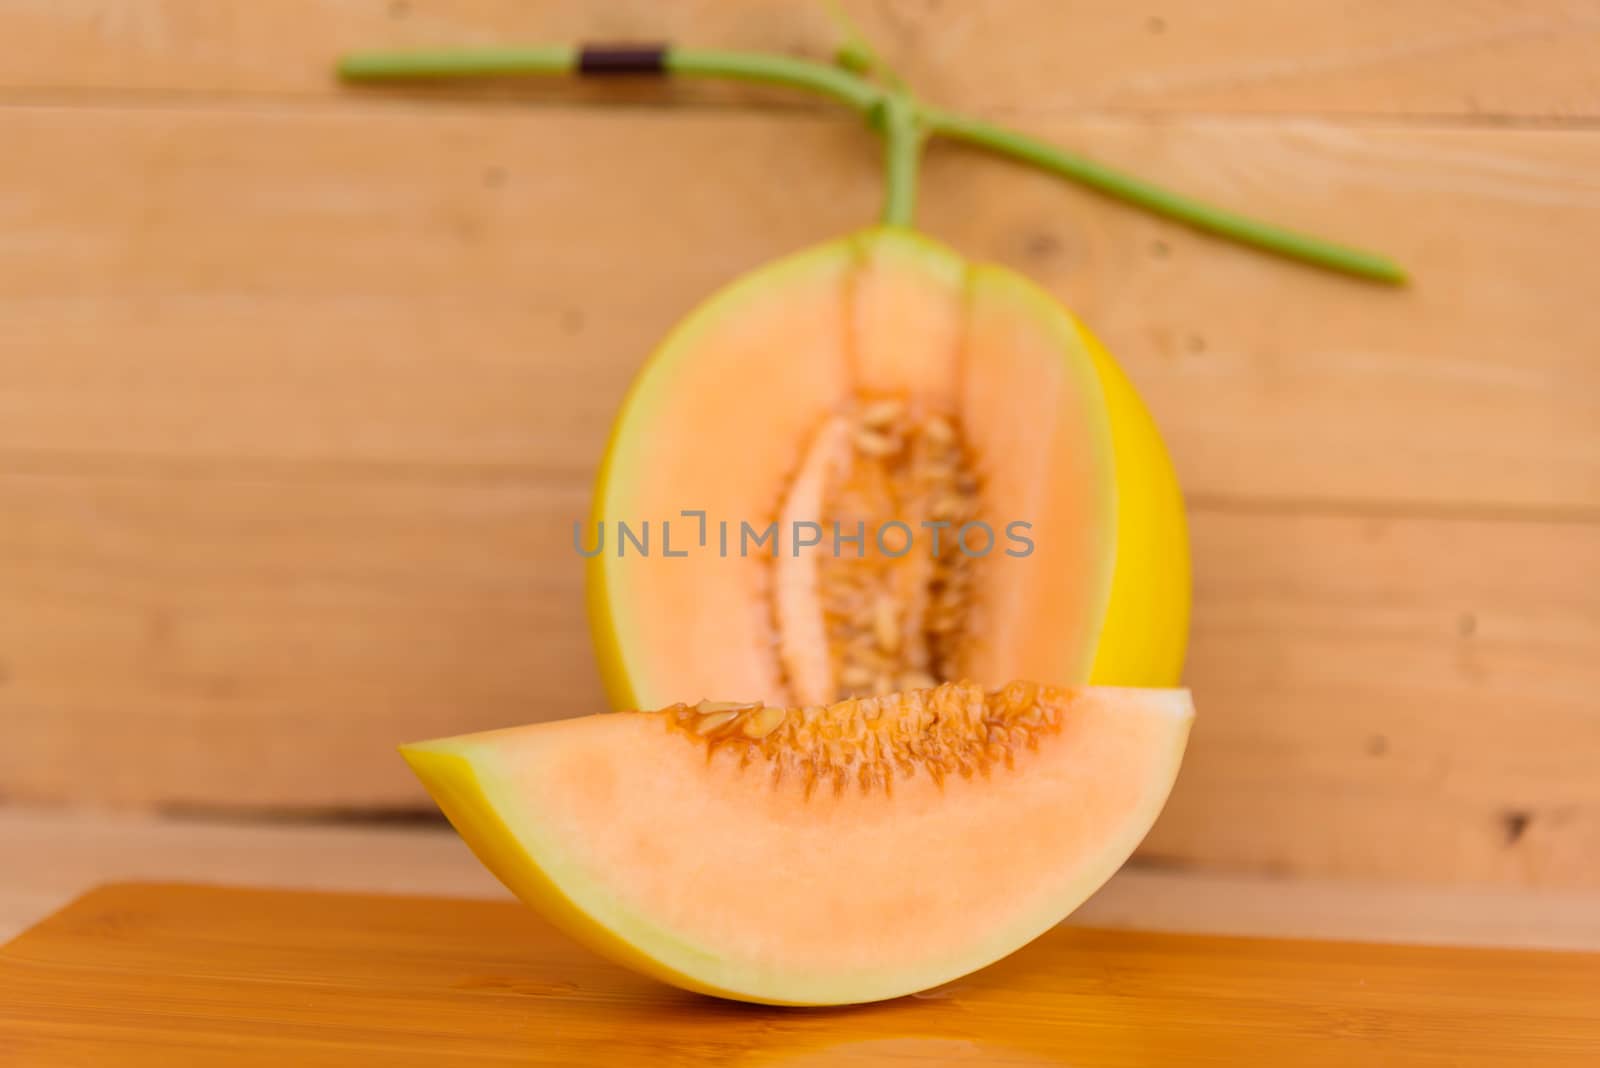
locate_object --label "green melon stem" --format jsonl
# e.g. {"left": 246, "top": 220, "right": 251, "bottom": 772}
{"left": 665, "top": 49, "right": 881, "bottom": 113}
{"left": 336, "top": 44, "right": 1406, "bottom": 284}
{"left": 878, "top": 94, "right": 922, "bottom": 227}
{"left": 924, "top": 109, "right": 1406, "bottom": 284}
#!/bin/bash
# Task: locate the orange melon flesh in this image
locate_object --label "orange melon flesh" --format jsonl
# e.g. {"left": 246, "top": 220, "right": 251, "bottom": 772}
{"left": 588, "top": 228, "right": 1189, "bottom": 713}
{"left": 591, "top": 243, "right": 854, "bottom": 707}
{"left": 401, "top": 682, "right": 1193, "bottom": 1006}
{"left": 959, "top": 267, "right": 1115, "bottom": 688}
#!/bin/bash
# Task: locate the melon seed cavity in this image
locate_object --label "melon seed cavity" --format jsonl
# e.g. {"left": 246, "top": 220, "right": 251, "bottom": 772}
{"left": 668, "top": 680, "right": 1066, "bottom": 796}
{"left": 773, "top": 394, "right": 983, "bottom": 704}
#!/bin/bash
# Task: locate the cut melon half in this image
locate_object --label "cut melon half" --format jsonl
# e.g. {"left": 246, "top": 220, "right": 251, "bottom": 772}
{"left": 588, "top": 228, "right": 1189, "bottom": 713}
{"left": 402, "top": 680, "right": 1193, "bottom": 1006}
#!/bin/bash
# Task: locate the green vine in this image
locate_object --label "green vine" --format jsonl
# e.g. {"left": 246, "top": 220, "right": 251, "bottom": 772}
{"left": 337, "top": 42, "right": 1406, "bottom": 285}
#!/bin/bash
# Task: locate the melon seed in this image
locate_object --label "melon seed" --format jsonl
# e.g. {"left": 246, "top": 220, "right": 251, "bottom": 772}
{"left": 859, "top": 398, "right": 904, "bottom": 427}
{"left": 672, "top": 682, "right": 1071, "bottom": 798}
{"left": 697, "top": 699, "right": 758, "bottom": 715}
{"left": 695, "top": 710, "right": 740, "bottom": 735}
{"left": 853, "top": 428, "right": 899, "bottom": 457}
{"left": 742, "top": 705, "right": 788, "bottom": 739}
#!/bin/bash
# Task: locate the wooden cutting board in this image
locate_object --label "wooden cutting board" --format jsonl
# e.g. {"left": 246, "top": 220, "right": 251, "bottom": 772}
{"left": 2, "top": 883, "right": 1597, "bottom": 1066}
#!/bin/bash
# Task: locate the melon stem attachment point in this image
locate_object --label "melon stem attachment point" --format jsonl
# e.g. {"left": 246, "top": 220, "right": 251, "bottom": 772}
{"left": 336, "top": 43, "right": 1407, "bottom": 284}
{"left": 877, "top": 94, "right": 922, "bottom": 226}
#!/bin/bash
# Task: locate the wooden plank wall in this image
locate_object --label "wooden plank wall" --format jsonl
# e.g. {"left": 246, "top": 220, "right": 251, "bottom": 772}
{"left": 1, "top": 1, "right": 1596, "bottom": 887}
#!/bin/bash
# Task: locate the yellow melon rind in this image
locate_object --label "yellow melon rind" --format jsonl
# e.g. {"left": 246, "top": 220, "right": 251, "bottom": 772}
{"left": 1079, "top": 325, "right": 1191, "bottom": 685}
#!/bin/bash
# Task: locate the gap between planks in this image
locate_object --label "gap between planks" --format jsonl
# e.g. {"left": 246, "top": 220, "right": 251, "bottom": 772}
{"left": 4, "top": 454, "right": 1599, "bottom": 528}
{"left": 3, "top": 805, "right": 1597, "bottom": 951}
{"left": 7, "top": 86, "right": 1600, "bottom": 132}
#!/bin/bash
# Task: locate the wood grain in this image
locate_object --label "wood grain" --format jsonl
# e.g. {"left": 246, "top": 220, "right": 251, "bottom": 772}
{"left": 3, "top": 473, "right": 1597, "bottom": 888}
{"left": 1166, "top": 509, "right": 1600, "bottom": 887}
{"left": 2, "top": 1, "right": 1598, "bottom": 119}
{"left": 1, "top": 2, "right": 1597, "bottom": 890}
{"left": 2, "top": 105, "right": 1596, "bottom": 508}
{"left": 2, "top": 883, "right": 1597, "bottom": 1066}
{"left": 0, "top": 473, "right": 603, "bottom": 808}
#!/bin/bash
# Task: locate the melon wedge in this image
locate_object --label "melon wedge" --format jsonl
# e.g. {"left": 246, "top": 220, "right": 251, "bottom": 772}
{"left": 402, "top": 680, "right": 1193, "bottom": 1006}
{"left": 588, "top": 228, "right": 1189, "bottom": 714}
